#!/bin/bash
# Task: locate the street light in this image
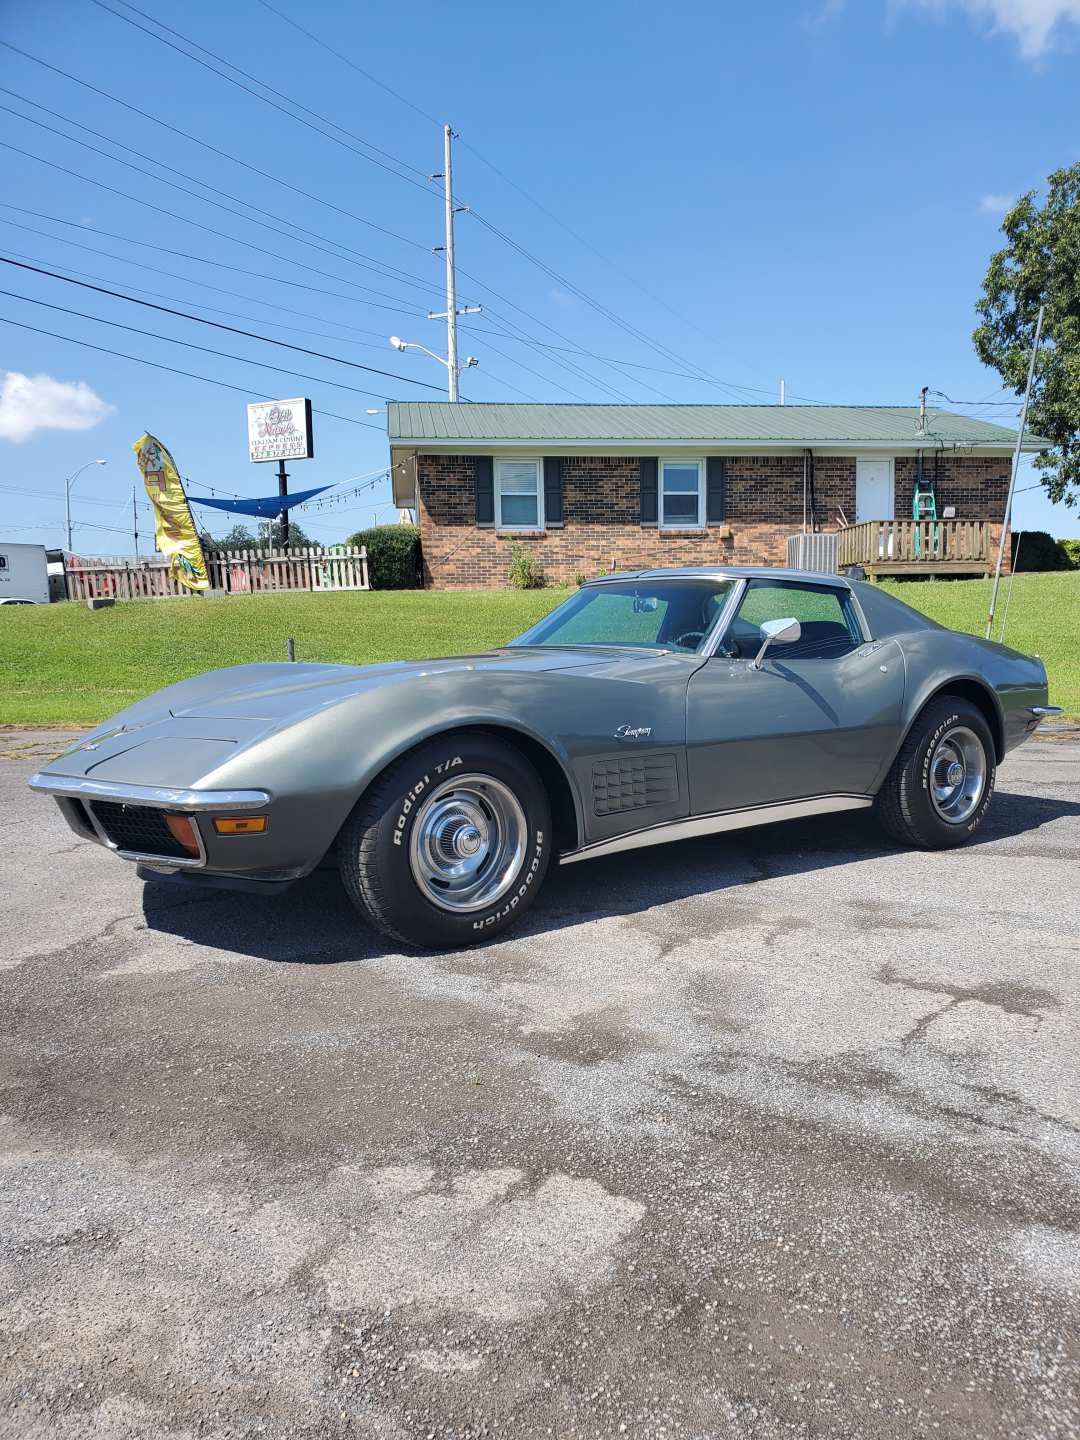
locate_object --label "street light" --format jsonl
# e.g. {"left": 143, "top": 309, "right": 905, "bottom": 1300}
{"left": 387, "top": 336, "right": 477, "bottom": 399}
{"left": 65, "top": 459, "right": 107, "bottom": 552}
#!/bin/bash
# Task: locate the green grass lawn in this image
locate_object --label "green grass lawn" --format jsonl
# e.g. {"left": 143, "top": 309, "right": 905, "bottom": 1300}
{"left": 877, "top": 573, "right": 1079, "bottom": 720}
{"left": 1, "top": 573, "right": 1076, "bottom": 726}
{"left": 0, "top": 588, "right": 573, "bottom": 725}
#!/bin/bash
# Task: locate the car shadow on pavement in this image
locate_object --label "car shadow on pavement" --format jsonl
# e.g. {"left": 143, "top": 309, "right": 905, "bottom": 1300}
{"left": 140, "top": 786, "right": 1080, "bottom": 965}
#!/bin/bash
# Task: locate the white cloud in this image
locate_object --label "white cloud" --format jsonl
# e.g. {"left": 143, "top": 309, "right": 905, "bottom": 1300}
{"left": 549, "top": 287, "right": 577, "bottom": 307}
{"left": 979, "top": 191, "right": 1017, "bottom": 213}
{"left": 0, "top": 371, "right": 113, "bottom": 444}
{"left": 804, "top": 0, "right": 847, "bottom": 26}
{"left": 898, "top": 0, "right": 1080, "bottom": 57}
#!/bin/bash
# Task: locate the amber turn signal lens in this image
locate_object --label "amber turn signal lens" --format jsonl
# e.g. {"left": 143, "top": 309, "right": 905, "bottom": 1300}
{"left": 212, "top": 815, "right": 268, "bottom": 836}
{"left": 163, "top": 813, "right": 201, "bottom": 857}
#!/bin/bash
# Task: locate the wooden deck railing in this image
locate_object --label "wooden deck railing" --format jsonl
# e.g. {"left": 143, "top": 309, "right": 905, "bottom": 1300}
{"left": 65, "top": 546, "right": 369, "bottom": 600}
{"left": 837, "top": 520, "right": 991, "bottom": 574}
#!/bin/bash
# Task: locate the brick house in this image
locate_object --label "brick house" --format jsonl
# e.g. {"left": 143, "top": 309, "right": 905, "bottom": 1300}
{"left": 387, "top": 403, "right": 1042, "bottom": 588}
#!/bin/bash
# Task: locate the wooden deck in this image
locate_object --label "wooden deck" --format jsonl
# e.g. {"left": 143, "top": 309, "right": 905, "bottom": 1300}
{"left": 838, "top": 519, "right": 992, "bottom": 577}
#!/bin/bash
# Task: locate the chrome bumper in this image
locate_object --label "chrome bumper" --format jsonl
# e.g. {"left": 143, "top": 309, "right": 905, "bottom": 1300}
{"left": 28, "top": 773, "right": 270, "bottom": 810}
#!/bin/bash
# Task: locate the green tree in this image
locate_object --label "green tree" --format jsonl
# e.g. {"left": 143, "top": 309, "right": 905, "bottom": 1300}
{"left": 199, "top": 524, "right": 258, "bottom": 554}
{"left": 268, "top": 517, "right": 313, "bottom": 549}
{"left": 974, "top": 162, "right": 1080, "bottom": 507}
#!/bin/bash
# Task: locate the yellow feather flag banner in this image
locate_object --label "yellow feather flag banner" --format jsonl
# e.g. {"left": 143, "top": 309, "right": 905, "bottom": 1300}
{"left": 132, "top": 433, "right": 209, "bottom": 592}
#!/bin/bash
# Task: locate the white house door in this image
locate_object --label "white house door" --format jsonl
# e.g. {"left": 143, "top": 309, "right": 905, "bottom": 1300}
{"left": 855, "top": 460, "right": 894, "bottom": 522}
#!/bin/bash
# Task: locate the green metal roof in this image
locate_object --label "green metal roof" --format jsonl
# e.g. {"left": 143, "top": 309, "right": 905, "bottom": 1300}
{"left": 388, "top": 402, "right": 1049, "bottom": 450}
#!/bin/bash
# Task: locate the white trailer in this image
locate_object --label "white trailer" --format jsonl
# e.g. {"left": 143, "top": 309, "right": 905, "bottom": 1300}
{"left": 0, "top": 542, "right": 50, "bottom": 604}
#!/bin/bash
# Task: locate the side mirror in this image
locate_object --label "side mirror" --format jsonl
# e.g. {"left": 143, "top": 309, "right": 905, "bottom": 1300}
{"left": 751, "top": 616, "right": 801, "bottom": 669}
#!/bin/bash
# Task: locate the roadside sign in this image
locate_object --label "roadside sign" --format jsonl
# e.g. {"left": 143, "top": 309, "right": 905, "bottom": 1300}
{"left": 246, "top": 398, "right": 314, "bottom": 464}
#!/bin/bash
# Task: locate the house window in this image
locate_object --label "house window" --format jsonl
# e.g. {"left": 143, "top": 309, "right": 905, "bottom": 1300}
{"left": 660, "top": 460, "right": 704, "bottom": 529}
{"left": 495, "top": 458, "right": 543, "bottom": 530}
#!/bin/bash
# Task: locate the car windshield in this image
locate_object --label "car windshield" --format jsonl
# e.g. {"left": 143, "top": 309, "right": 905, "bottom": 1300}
{"left": 510, "top": 579, "right": 736, "bottom": 654}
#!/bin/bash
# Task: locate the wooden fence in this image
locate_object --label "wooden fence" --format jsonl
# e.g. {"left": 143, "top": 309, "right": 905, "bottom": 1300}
{"left": 64, "top": 546, "right": 369, "bottom": 601}
{"left": 837, "top": 520, "right": 992, "bottom": 577}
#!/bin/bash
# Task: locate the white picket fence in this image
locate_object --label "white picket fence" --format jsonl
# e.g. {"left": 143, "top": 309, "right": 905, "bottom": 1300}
{"left": 65, "top": 546, "right": 369, "bottom": 601}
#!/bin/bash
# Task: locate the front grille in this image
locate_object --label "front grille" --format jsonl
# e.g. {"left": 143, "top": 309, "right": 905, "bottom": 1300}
{"left": 90, "top": 801, "right": 198, "bottom": 860}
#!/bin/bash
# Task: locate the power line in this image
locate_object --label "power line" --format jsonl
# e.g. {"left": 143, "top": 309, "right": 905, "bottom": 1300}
{"left": 246, "top": 0, "right": 776, "bottom": 397}
{"left": 6, "top": 22, "right": 853, "bottom": 408}
{"left": 0, "top": 225, "right": 542, "bottom": 402}
{"left": 251, "top": 0, "right": 442, "bottom": 128}
{"left": 2, "top": 45, "right": 709, "bottom": 402}
{"left": 0, "top": 40, "right": 434, "bottom": 255}
{"left": 0, "top": 285, "right": 404, "bottom": 401}
{"left": 0, "top": 136, "right": 443, "bottom": 319}
{"left": 0, "top": 240, "right": 541, "bottom": 403}
{"left": 0, "top": 204, "right": 429, "bottom": 324}
{"left": 79, "top": 2, "right": 720, "bottom": 402}
{"left": 466, "top": 210, "right": 748, "bottom": 399}
{"left": 0, "top": 241, "right": 400, "bottom": 351}
{"left": 0, "top": 314, "right": 382, "bottom": 427}
{"left": 0, "top": 480, "right": 151, "bottom": 512}
{"left": 929, "top": 389, "right": 1021, "bottom": 408}
{"left": 0, "top": 85, "right": 456, "bottom": 306}
{"left": 91, "top": 0, "right": 439, "bottom": 196}
{"left": 0, "top": 257, "right": 447, "bottom": 391}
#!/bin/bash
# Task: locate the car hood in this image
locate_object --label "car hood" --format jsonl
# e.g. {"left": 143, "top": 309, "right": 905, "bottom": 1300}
{"left": 41, "top": 647, "right": 651, "bottom": 786}
{"left": 164, "top": 647, "right": 632, "bottom": 721}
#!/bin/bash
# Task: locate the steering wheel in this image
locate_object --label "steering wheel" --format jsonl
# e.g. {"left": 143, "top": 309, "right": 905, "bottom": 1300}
{"left": 673, "top": 630, "right": 705, "bottom": 650}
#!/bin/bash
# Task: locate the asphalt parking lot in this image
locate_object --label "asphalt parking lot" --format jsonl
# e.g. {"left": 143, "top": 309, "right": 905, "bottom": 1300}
{"left": 2, "top": 729, "right": 1079, "bottom": 1440}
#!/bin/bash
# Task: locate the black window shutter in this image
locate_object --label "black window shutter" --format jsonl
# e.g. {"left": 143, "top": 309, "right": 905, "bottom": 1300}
{"left": 706, "top": 457, "right": 726, "bottom": 523}
{"left": 475, "top": 455, "right": 494, "bottom": 526}
{"left": 640, "top": 457, "right": 658, "bottom": 524}
{"left": 543, "top": 457, "right": 563, "bottom": 526}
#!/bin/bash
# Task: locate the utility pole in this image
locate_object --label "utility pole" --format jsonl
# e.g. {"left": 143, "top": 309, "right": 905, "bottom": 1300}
{"left": 986, "top": 303, "right": 1044, "bottom": 639}
{"left": 427, "top": 125, "right": 481, "bottom": 401}
{"left": 779, "top": 379, "right": 785, "bottom": 406}
{"left": 443, "top": 124, "right": 459, "bottom": 401}
{"left": 132, "top": 485, "right": 139, "bottom": 555}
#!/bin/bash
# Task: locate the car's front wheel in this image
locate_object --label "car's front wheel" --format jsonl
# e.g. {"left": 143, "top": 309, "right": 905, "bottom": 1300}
{"left": 875, "top": 695, "right": 996, "bottom": 848}
{"left": 338, "top": 732, "right": 551, "bottom": 949}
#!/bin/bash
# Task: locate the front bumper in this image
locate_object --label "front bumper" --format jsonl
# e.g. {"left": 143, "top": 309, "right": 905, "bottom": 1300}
{"left": 29, "top": 773, "right": 270, "bottom": 871}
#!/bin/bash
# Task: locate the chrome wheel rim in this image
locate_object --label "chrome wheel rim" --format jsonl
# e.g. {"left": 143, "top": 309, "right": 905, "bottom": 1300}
{"left": 409, "top": 773, "right": 526, "bottom": 913}
{"left": 928, "top": 725, "right": 986, "bottom": 824}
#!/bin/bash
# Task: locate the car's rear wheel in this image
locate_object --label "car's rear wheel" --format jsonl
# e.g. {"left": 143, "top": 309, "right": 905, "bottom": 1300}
{"left": 875, "top": 695, "right": 996, "bottom": 848}
{"left": 338, "top": 732, "right": 551, "bottom": 949}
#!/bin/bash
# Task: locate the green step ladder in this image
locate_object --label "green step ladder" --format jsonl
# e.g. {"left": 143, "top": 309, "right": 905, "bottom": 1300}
{"left": 912, "top": 484, "right": 939, "bottom": 558}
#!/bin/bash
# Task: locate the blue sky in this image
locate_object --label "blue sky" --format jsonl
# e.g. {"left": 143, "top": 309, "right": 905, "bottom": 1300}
{"left": 1, "top": 0, "right": 1079, "bottom": 551}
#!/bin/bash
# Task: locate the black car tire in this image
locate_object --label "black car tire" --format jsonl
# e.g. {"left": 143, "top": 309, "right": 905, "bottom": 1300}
{"left": 875, "top": 695, "right": 996, "bottom": 848}
{"left": 338, "top": 732, "right": 551, "bottom": 950}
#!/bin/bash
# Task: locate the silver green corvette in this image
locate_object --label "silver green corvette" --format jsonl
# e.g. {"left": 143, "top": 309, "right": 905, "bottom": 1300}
{"left": 30, "top": 566, "right": 1059, "bottom": 949}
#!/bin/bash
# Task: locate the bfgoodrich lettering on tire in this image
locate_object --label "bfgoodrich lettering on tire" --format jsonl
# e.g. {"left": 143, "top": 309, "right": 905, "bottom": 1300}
{"left": 875, "top": 695, "right": 996, "bottom": 849}
{"left": 338, "top": 732, "right": 552, "bottom": 949}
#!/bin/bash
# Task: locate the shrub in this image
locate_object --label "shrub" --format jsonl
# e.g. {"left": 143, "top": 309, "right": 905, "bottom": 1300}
{"left": 344, "top": 524, "right": 421, "bottom": 588}
{"left": 1010, "top": 530, "right": 1073, "bottom": 572}
{"left": 507, "top": 542, "right": 545, "bottom": 590}
{"left": 1059, "top": 538, "right": 1080, "bottom": 569}
{"left": 574, "top": 572, "right": 587, "bottom": 587}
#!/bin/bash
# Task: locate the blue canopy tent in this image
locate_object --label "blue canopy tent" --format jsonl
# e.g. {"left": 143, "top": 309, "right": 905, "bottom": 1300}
{"left": 190, "top": 486, "right": 331, "bottom": 519}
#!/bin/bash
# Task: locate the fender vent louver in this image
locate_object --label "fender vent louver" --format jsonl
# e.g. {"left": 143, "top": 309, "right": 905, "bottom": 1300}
{"left": 592, "top": 754, "right": 678, "bottom": 816}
